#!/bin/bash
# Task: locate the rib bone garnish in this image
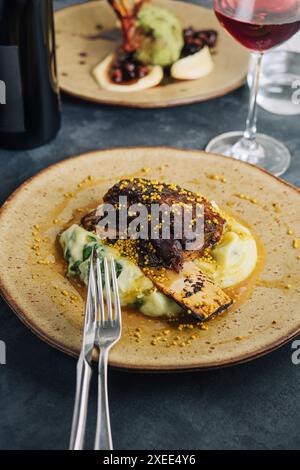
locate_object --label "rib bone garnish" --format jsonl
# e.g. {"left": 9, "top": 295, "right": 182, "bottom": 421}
{"left": 108, "top": 0, "right": 145, "bottom": 53}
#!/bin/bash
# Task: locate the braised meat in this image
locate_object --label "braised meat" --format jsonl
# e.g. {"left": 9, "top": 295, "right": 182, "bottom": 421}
{"left": 81, "top": 178, "right": 226, "bottom": 272}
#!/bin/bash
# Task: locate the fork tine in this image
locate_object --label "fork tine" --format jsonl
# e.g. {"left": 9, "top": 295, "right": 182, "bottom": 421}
{"left": 83, "top": 255, "right": 93, "bottom": 328}
{"left": 90, "top": 254, "right": 99, "bottom": 322}
{"left": 90, "top": 253, "right": 98, "bottom": 319}
{"left": 111, "top": 259, "right": 121, "bottom": 326}
{"left": 96, "top": 256, "right": 105, "bottom": 326}
{"left": 82, "top": 249, "right": 97, "bottom": 347}
{"left": 103, "top": 257, "right": 113, "bottom": 323}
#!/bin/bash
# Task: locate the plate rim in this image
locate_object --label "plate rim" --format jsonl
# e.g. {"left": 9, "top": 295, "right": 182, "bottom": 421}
{"left": 55, "top": 0, "right": 249, "bottom": 109}
{"left": 0, "top": 146, "right": 300, "bottom": 372}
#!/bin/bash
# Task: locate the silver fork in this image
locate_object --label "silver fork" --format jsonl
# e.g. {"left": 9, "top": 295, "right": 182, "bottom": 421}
{"left": 69, "top": 254, "right": 122, "bottom": 451}
{"left": 94, "top": 257, "right": 122, "bottom": 450}
{"left": 69, "top": 249, "right": 98, "bottom": 450}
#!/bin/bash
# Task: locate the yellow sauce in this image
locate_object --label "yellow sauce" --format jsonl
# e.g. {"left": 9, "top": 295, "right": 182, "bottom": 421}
{"left": 28, "top": 170, "right": 300, "bottom": 350}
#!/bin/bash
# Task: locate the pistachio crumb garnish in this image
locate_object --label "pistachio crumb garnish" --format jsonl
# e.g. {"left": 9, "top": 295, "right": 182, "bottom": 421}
{"left": 234, "top": 193, "right": 258, "bottom": 204}
{"left": 235, "top": 336, "right": 243, "bottom": 341}
{"left": 37, "top": 259, "right": 50, "bottom": 265}
{"left": 207, "top": 174, "right": 227, "bottom": 183}
{"left": 272, "top": 203, "right": 281, "bottom": 213}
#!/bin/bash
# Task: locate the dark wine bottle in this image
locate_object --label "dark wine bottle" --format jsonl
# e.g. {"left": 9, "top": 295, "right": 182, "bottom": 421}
{"left": 0, "top": 0, "right": 61, "bottom": 150}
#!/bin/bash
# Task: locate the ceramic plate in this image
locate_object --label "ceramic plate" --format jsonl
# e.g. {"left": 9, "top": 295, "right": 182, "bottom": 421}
{"left": 0, "top": 148, "right": 300, "bottom": 371}
{"left": 55, "top": 0, "right": 250, "bottom": 108}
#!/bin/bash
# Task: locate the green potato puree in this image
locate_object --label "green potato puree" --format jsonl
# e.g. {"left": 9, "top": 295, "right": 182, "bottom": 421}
{"left": 60, "top": 224, "right": 182, "bottom": 318}
{"left": 136, "top": 4, "right": 184, "bottom": 67}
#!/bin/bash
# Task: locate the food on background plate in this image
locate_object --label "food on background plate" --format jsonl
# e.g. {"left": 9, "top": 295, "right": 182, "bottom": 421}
{"left": 170, "top": 46, "right": 214, "bottom": 81}
{"left": 92, "top": 0, "right": 218, "bottom": 92}
{"left": 135, "top": 3, "right": 184, "bottom": 66}
{"left": 60, "top": 178, "right": 258, "bottom": 323}
{"left": 93, "top": 53, "right": 164, "bottom": 92}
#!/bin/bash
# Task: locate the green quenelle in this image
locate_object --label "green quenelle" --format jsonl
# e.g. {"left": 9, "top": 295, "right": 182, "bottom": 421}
{"left": 136, "top": 4, "right": 184, "bottom": 67}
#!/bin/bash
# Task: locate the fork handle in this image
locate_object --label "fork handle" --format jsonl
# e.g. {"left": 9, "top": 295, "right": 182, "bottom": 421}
{"left": 94, "top": 348, "right": 113, "bottom": 450}
{"left": 69, "top": 358, "right": 92, "bottom": 450}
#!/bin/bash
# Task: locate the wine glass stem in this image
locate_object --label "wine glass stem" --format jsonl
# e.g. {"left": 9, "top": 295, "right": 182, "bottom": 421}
{"left": 243, "top": 52, "right": 264, "bottom": 143}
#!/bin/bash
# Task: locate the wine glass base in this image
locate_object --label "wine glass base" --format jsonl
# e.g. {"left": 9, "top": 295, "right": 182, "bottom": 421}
{"left": 206, "top": 131, "right": 291, "bottom": 177}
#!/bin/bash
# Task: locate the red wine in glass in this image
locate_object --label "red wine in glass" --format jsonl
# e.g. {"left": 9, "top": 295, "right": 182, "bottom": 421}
{"left": 215, "top": 0, "right": 300, "bottom": 51}
{"left": 207, "top": 0, "right": 300, "bottom": 176}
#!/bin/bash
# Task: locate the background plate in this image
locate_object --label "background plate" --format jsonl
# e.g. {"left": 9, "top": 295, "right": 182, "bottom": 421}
{"left": 55, "top": 0, "right": 250, "bottom": 108}
{"left": 0, "top": 148, "right": 300, "bottom": 371}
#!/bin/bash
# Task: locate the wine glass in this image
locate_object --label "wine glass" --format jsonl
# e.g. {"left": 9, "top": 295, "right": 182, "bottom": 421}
{"left": 206, "top": 0, "right": 300, "bottom": 176}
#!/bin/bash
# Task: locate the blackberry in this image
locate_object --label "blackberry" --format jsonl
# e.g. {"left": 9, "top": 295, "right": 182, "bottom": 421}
{"left": 181, "top": 28, "right": 218, "bottom": 57}
{"left": 110, "top": 52, "right": 149, "bottom": 84}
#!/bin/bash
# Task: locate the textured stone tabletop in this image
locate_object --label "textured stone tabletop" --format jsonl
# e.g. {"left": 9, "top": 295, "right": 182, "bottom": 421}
{"left": 0, "top": 0, "right": 299, "bottom": 450}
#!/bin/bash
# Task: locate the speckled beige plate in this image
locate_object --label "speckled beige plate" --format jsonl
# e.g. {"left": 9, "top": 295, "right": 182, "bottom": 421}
{"left": 55, "top": 0, "right": 250, "bottom": 108}
{"left": 0, "top": 148, "right": 300, "bottom": 371}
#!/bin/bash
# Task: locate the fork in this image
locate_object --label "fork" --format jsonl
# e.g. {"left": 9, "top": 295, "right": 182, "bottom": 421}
{"left": 69, "top": 253, "right": 122, "bottom": 451}
{"left": 69, "top": 249, "right": 97, "bottom": 450}
{"left": 94, "top": 256, "right": 122, "bottom": 450}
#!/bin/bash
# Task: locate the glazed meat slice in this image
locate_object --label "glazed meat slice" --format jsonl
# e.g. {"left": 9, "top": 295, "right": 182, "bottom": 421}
{"left": 82, "top": 178, "right": 226, "bottom": 271}
{"left": 143, "top": 261, "right": 232, "bottom": 321}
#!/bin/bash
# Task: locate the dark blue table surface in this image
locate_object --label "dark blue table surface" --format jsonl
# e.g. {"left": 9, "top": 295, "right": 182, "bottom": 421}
{"left": 0, "top": 0, "right": 299, "bottom": 450}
